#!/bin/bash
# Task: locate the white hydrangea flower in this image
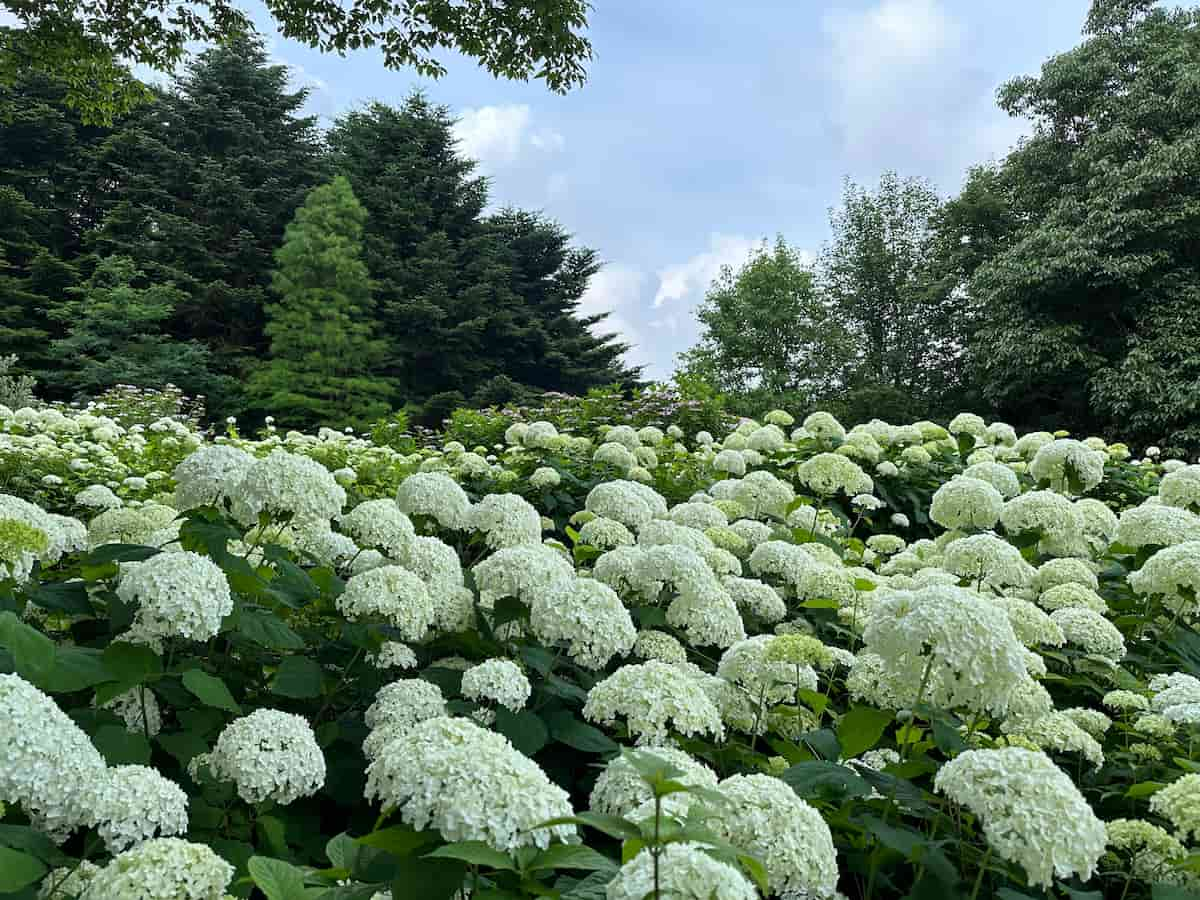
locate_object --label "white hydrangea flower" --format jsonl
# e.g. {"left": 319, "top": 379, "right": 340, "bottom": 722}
{"left": 75, "top": 483, "right": 123, "bottom": 510}
{"left": 863, "top": 585, "right": 1028, "bottom": 716}
{"left": 1105, "top": 819, "right": 1189, "bottom": 887}
{"left": 362, "top": 679, "right": 448, "bottom": 759}
{"left": 585, "top": 480, "right": 665, "bottom": 529}
{"left": 1160, "top": 464, "right": 1200, "bottom": 513}
{"left": 37, "top": 860, "right": 102, "bottom": 899}
{"left": 607, "top": 842, "right": 758, "bottom": 900}
{"left": 205, "top": 709, "right": 325, "bottom": 805}
{"left": 336, "top": 565, "right": 435, "bottom": 641}
{"left": 461, "top": 659, "right": 531, "bottom": 711}
{"left": 395, "top": 472, "right": 471, "bottom": 529}
{"left": 942, "top": 533, "right": 1034, "bottom": 590}
{"left": 717, "top": 635, "right": 816, "bottom": 704}
{"left": 666, "top": 586, "right": 747, "bottom": 649}
{"left": 989, "top": 595, "right": 1065, "bottom": 647}
{"left": 1151, "top": 774, "right": 1200, "bottom": 843}
{"left": 711, "top": 773, "right": 839, "bottom": 899}
{"left": 712, "top": 449, "right": 747, "bottom": 477}
{"left": 797, "top": 453, "right": 873, "bottom": 497}
{"left": 1038, "top": 582, "right": 1108, "bottom": 614}
{"left": 236, "top": 449, "right": 345, "bottom": 523}
{"left": 338, "top": 499, "right": 415, "bottom": 557}
{"left": 530, "top": 577, "right": 637, "bottom": 669}
{"left": 469, "top": 493, "right": 542, "bottom": 549}
{"left": 594, "top": 441, "right": 636, "bottom": 472}
{"left": 117, "top": 551, "right": 232, "bottom": 644}
{"left": 371, "top": 641, "right": 418, "bottom": 670}
{"left": 930, "top": 477, "right": 1004, "bottom": 531}
{"left": 0, "top": 674, "right": 107, "bottom": 839}
{"left": 585, "top": 661, "right": 725, "bottom": 745}
{"left": 1075, "top": 498, "right": 1118, "bottom": 553}
{"left": 721, "top": 575, "right": 788, "bottom": 623}
{"left": 803, "top": 411, "right": 846, "bottom": 443}
{"left": 631, "top": 629, "right": 689, "bottom": 663}
{"left": 1102, "top": 689, "right": 1150, "bottom": 713}
{"left": 934, "top": 748, "right": 1105, "bottom": 888}
{"left": 473, "top": 544, "right": 574, "bottom": 607}
{"left": 86, "top": 503, "right": 179, "bottom": 550}
{"left": 1116, "top": 502, "right": 1200, "bottom": 549}
{"left": 1005, "top": 711, "right": 1105, "bottom": 769}
{"left": 1030, "top": 438, "right": 1106, "bottom": 494}
{"left": 578, "top": 516, "right": 636, "bottom": 549}
{"left": 529, "top": 466, "right": 561, "bottom": 490}
{"left": 363, "top": 716, "right": 574, "bottom": 853}
{"left": 669, "top": 502, "right": 728, "bottom": 530}
{"left": 86, "top": 765, "right": 189, "bottom": 852}
{"left": 1129, "top": 542, "right": 1200, "bottom": 617}
{"left": 1034, "top": 557, "right": 1099, "bottom": 593}
{"left": 589, "top": 747, "right": 718, "bottom": 818}
{"left": 747, "top": 424, "right": 787, "bottom": 453}
{"left": 1050, "top": 607, "right": 1126, "bottom": 661}
{"left": 171, "top": 446, "right": 255, "bottom": 512}
{"left": 949, "top": 413, "right": 987, "bottom": 439}
{"left": 80, "top": 838, "right": 234, "bottom": 900}
{"left": 731, "top": 470, "right": 794, "bottom": 519}
{"left": 1001, "top": 490, "right": 1084, "bottom": 552}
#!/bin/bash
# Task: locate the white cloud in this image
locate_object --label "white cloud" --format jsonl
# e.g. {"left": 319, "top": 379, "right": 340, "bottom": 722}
{"left": 453, "top": 105, "right": 565, "bottom": 170}
{"left": 0, "top": 10, "right": 19, "bottom": 27}
{"left": 653, "top": 233, "right": 760, "bottom": 308}
{"left": 579, "top": 265, "right": 655, "bottom": 369}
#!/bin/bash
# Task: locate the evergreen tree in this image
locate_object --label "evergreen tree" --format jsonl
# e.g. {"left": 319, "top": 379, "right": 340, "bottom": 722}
{"left": 46, "top": 256, "right": 224, "bottom": 399}
{"left": 249, "top": 176, "right": 392, "bottom": 429}
{"left": 87, "top": 36, "right": 327, "bottom": 413}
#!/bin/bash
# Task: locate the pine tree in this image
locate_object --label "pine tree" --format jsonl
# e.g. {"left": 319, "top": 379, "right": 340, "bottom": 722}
{"left": 46, "top": 257, "right": 225, "bottom": 400}
{"left": 248, "top": 176, "right": 392, "bottom": 428}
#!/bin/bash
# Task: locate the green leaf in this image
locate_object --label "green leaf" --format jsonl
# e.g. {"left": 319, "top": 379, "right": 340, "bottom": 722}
{"left": 390, "top": 856, "right": 466, "bottom": 900}
{"left": 236, "top": 608, "right": 305, "bottom": 650}
{"left": 92, "top": 724, "right": 152, "bottom": 765}
{"left": 838, "top": 705, "right": 893, "bottom": 759}
{"left": 156, "top": 729, "right": 210, "bottom": 767}
{"left": 0, "top": 611, "right": 55, "bottom": 683}
{"left": 1152, "top": 886, "right": 1200, "bottom": 900}
{"left": 528, "top": 844, "right": 617, "bottom": 874}
{"left": 270, "top": 656, "right": 324, "bottom": 699}
{"left": 356, "top": 824, "right": 439, "bottom": 857}
{"left": 84, "top": 543, "right": 161, "bottom": 565}
{"left": 26, "top": 579, "right": 93, "bottom": 615}
{"left": 0, "top": 825, "right": 73, "bottom": 868}
{"left": 247, "top": 856, "right": 313, "bottom": 900}
{"left": 860, "top": 815, "right": 957, "bottom": 885}
{"left": 493, "top": 707, "right": 549, "bottom": 756}
{"left": 801, "top": 727, "right": 841, "bottom": 762}
{"left": 0, "top": 845, "right": 47, "bottom": 891}
{"left": 425, "top": 841, "right": 516, "bottom": 871}
{"left": 38, "top": 646, "right": 113, "bottom": 693}
{"left": 267, "top": 558, "right": 321, "bottom": 608}
{"left": 779, "top": 761, "right": 871, "bottom": 802}
{"left": 102, "top": 641, "right": 163, "bottom": 685}
{"left": 545, "top": 711, "right": 619, "bottom": 754}
{"left": 182, "top": 668, "right": 242, "bottom": 713}
{"left": 537, "top": 813, "right": 642, "bottom": 842}
{"left": 558, "top": 870, "right": 612, "bottom": 900}
{"left": 1126, "top": 781, "right": 1166, "bottom": 799}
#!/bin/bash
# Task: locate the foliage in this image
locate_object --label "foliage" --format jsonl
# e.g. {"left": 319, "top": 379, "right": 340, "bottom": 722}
{"left": 249, "top": 176, "right": 392, "bottom": 430}
{"left": 1, "top": 0, "right": 592, "bottom": 123}
{"left": 680, "top": 236, "right": 853, "bottom": 410}
{"left": 0, "top": 354, "right": 35, "bottom": 409}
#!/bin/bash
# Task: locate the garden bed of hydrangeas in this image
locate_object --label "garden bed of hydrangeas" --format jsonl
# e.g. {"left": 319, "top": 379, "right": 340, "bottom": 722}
{"left": 3, "top": 397, "right": 1200, "bottom": 900}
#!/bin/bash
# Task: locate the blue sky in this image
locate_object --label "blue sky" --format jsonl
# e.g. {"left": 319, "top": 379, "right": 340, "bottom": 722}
{"left": 179, "top": 2, "right": 1096, "bottom": 377}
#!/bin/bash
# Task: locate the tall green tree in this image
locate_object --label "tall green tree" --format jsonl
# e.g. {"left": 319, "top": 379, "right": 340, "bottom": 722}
{"left": 2, "top": 0, "right": 591, "bottom": 123}
{"left": 952, "top": 0, "right": 1200, "bottom": 449}
{"left": 46, "top": 256, "right": 223, "bottom": 399}
{"left": 818, "top": 173, "right": 962, "bottom": 413}
{"left": 86, "top": 36, "right": 327, "bottom": 412}
{"left": 680, "top": 236, "right": 852, "bottom": 410}
{"left": 249, "top": 176, "right": 391, "bottom": 429}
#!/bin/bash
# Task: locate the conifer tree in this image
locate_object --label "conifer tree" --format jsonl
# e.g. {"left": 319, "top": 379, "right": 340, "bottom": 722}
{"left": 249, "top": 176, "right": 392, "bottom": 428}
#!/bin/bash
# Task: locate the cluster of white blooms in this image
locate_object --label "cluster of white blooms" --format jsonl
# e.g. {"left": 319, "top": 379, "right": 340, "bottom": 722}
{"left": 797, "top": 453, "right": 873, "bottom": 497}
{"left": 473, "top": 544, "right": 574, "bottom": 608}
{"left": 1150, "top": 773, "right": 1200, "bottom": 842}
{"left": 362, "top": 679, "right": 448, "bottom": 760}
{"left": 1038, "top": 581, "right": 1108, "bottom": 613}
{"left": 1, "top": 674, "right": 107, "bottom": 838}
{"left": 370, "top": 640, "right": 418, "bottom": 670}
{"left": 200, "top": 709, "right": 325, "bottom": 805}
{"left": 1149, "top": 672, "right": 1200, "bottom": 724}
{"left": 711, "top": 773, "right": 839, "bottom": 899}
{"left": 717, "top": 635, "right": 817, "bottom": 704}
{"left": 530, "top": 577, "right": 637, "bottom": 668}
{"left": 469, "top": 493, "right": 542, "bottom": 549}
{"left": 1005, "top": 711, "right": 1105, "bottom": 769}
{"left": 79, "top": 838, "right": 234, "bottom": 900}
{"left": 1034, "top": 557, "right": 1099, "bottom": 592}
{"left": 585, "top": 479, "right": 666, "bottom": 529}
{"left": 863, "top": 585, "right": 1028, "bottom": 716}
{"left": 1116, "top": 502, "right": 1200, "bottom": 549}
{"left": 171, "top": 445, "right": 255, "bottom": 511}
{"left": 665, "top": 583, "right": 747, "bottom": 649}
{"left": 76, "top": 483, "right": 123, "bottom": 509}
{"left": 1159, "top": 464, "right": 1200, "bottom": 513}
{"left": 607, "top": 842, "right": 758, "bottom": 900}
{"left": 529, "top": 466, "right": 562, "bottom": 490}
{"left": 934, "top": 748, "right": 1106, "bottom": 888}
{"left": 338, "top": 499, "right": 414, "bottom": 556}
{"left": 722, "top": 575, "right": 788, "bottom": 623}
{"left": 336, "top": 565, "right": 435, "bottom": 640}
{"left": 1105, "top": 819, "right": 1189, "bottom": 887}
{"left": 1050, "top": 607, "right": 1126, "bottom": 661}
{"left": 86, "top": 503, "right": 179, "bottom": 550}
{"left": 989, "top": 595, "right": 1065, "bottom": 647}
{"left": 962, "top": 461, "right": 1021, "bottom": 498}
{"left": 732, "top": 470, "right": 794, "bottom": 519}
{"left": 87, "top": 764, "right": 189, "bottom": 852}
{"left": 1129, "top": 541, "right": 1200, "bottom": 615}
{"left": 632, "top": 629, "right": 688, "bottom": 663}
{"left": 804, "top": 411, "right": 846, "bottom": 443}
{"left": 364, "top": 716, "right": 574, "bottom": 852}
{"left": 585, "top": 661, "right": 725, "bottom": 745}
{"left": 461, "top": 658, "right": 531, "bottom": 711}
{"left": 711, "top": 448, "right": 747, "bottom": 476}
{"left": 1030, "top": 438, "right": 1106, "bottom": 493}
{"left": 949, "top": 413, "right": 987, "bottom": 440}
{"left": 578, "top": 515, "right": 636, "bottom": 549}
{"left": 237, "top": 449, "right": 345, "bottom": 522}
{"left": 117, "top": 551, "right": 232, "bottom": 646}
{"left": 930, "top": 477, "right": 1004, "bottom": 531}
{"left": 590, "top": 747, "right": 718, "bottom": 817}
{"left": 395, "top": 472, "right": 471, "bottom": 529}
{"left": 942, "top": 533, "right": 1033, "bottom": 590}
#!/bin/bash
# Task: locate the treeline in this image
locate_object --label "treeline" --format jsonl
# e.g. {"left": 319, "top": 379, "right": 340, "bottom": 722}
{"left": 685, "top": 0, "right": 1200, "bottom": 454}
{"left": 0, "top": 37, "right": 634, "bottom": 427}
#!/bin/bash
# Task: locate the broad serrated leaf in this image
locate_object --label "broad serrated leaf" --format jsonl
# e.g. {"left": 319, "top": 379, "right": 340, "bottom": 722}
{"left": 838, "top": 705, "right": 893, "bottom": 759}
{"left": 425, "top": 841, "right": 516, "bottom": 871}
{"left": 182, "top": 668, "right": 242, "bottom": 713}
{"left": 271, "top": 656, "right": 324, "bottom": 699}
{"left": 0, "top": 845, "right": 47, "bottom": 891}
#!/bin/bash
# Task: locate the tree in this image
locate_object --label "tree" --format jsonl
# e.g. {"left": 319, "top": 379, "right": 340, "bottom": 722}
{"left": 46, "top": 256, "right": 224, "bottom": 399}
{"left": 2, "top": 0, "right": 591, "bottom": 124}
{"left": 818, "top": 173, "right": 963, "bottom": 412}
{"left": 951, "top": 0, "right": 1200, "bottom": 450}
{"left": 249, "top": 176, "right": 392, "bottom": 429}
{"left": 680, "top": 236, "right": 853, "bottom": 410}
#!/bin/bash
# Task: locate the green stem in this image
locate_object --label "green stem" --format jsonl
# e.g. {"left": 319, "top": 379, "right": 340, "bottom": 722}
{"left": 968, "top": 847, "right": 992, "bottom": 900}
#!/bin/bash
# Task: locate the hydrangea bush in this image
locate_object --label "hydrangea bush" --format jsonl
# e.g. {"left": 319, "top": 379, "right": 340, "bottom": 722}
{"left": 1, "top": 399, "right": 1198, "bottom": 899}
